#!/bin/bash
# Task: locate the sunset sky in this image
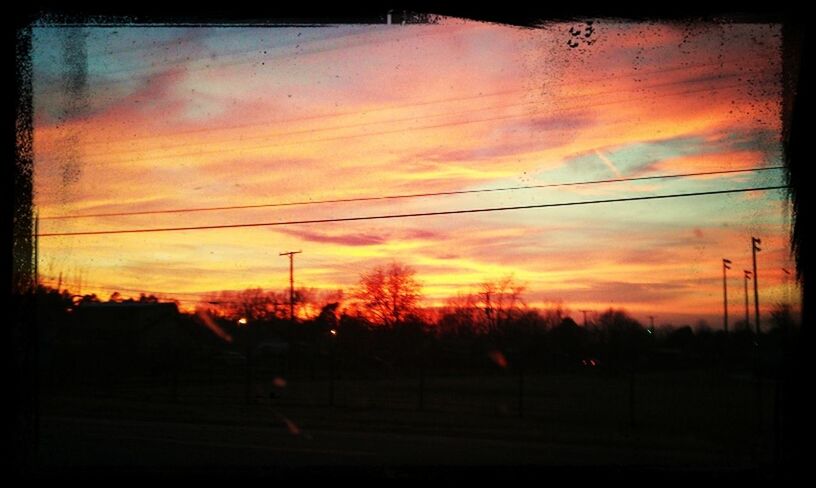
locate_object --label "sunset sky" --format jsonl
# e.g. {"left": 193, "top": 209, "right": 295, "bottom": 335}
{"left": 30, "top": 18, "right": 798, "bottom": 327}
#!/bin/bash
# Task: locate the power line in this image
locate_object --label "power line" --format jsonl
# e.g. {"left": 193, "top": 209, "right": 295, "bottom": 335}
{"left": 40, "top": 166, "right": 784, "bottom": 220}
{"left": 37, "top": 185, "right": 787, "bottom": 238}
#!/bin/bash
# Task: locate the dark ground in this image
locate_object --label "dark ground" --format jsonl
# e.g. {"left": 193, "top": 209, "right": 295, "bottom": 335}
{"left": 34, "top": 370, "right": 777, "bottom": 478}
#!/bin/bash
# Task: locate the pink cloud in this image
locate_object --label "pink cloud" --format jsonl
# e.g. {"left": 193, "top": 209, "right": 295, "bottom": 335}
{"left": 278, "top": 228, "right": 387, "bottom": 246}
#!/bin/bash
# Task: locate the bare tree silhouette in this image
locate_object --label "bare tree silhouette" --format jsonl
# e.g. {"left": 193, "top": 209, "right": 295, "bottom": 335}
{"left": 477, "top": 275, "right": 526, "bottom": 333}
{"left": 354, "top": 261, "right": 422, "bottom": 327}
{"left": 205, "top": 288, "right": 285, "bottom": 321}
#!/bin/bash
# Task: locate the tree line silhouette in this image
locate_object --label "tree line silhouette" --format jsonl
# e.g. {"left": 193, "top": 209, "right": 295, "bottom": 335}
{"left": 30, "top": 261, "right": 799, "bottom": 395}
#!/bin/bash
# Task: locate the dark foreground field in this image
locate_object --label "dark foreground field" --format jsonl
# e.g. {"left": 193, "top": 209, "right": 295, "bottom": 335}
{"left": 34, "top": 369, "right": 778, "bottom": 477}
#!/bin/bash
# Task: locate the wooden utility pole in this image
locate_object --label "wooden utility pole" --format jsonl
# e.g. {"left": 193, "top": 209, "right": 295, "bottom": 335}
{"left": 279, "top": 250, "right": 302, "bottom": 321}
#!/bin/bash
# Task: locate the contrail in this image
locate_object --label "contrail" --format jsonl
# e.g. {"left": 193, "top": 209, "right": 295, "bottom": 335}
{"left": 594, "top": 149, "right": 623, "bottom": 178}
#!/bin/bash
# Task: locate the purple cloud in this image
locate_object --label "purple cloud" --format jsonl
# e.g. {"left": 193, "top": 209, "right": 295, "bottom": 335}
{"left": 279, "top": 228, "right": 386, "bottom": 246}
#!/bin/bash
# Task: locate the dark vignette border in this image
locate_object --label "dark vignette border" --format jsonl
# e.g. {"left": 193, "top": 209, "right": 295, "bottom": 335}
{"left": 5, "top": 3, "right": 811, "bottom": 483}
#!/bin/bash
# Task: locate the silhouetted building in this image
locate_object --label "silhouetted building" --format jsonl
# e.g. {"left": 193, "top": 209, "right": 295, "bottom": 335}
{"left": 50, "top": 302, "right": 185, "bottom": 389}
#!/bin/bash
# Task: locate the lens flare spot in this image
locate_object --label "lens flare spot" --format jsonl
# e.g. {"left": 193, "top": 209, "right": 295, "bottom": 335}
{"left": 282, "top": 417, "right": 301, "bottom": 436}
{"left": 488, "top": 350, "right": 507, "bottom": 368}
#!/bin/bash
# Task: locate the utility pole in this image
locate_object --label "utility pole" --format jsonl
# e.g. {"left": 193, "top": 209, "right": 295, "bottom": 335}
{"left": 723, "top": 259, "right": 732, "bottom": 334}
{"left": 744, "top": 270, "right": 752, "bottom": 331}
{"left": 648, "top": 315, "right": 655, "bottom": 333}
{"left": 280, "top": 250, "right": 302, "bottom": 322}
{"left": 751, "top": 237, "right": 761, "bottom": 336}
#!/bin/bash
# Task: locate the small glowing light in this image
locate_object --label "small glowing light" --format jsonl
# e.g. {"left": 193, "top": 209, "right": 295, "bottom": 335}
{"left": 590, "top": 359, "right": 597, "bottom": 367}
{"left": 330, "top": 329, "right": 337, "bottom": 336}
{"left": 647, "top": 330, "right": 653, "bottom": 335}
{"left": 273, "top": 377, "right": 287, "bottom": 388}
{"left": 238, "top": 317, "right": 248, "bottom": 325}
{"left": 66, "top": 307, "right": 73, "bottom": 313}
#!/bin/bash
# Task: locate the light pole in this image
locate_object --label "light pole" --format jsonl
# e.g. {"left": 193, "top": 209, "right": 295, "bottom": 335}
{"left": 744, "top": 270, "right": 752, "bottom": 331}
{"left": 751, "top": 237, "right": 761, "bottom": 336}
{"left": 723, "top": 259, "right": 732, "bottom": 334}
